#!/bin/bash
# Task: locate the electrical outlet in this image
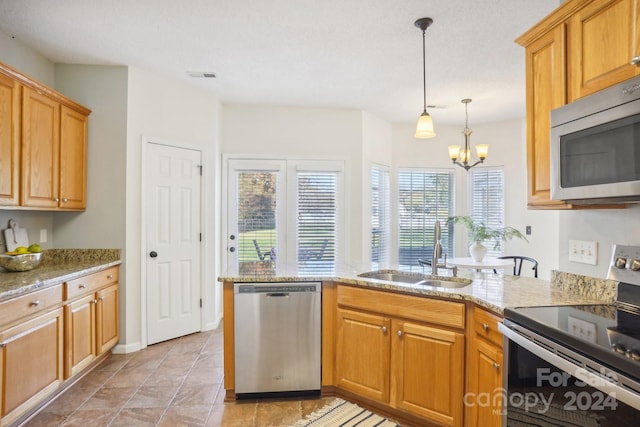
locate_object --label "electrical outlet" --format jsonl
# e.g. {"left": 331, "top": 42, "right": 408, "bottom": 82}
{"left": 568, "top": 239, "right": 598, "bottom": 265}
{"left": 40, "top": 229, "right": 47, "bottom": 243}
{"left": 568, "top": 316, "right": 596, "bottom": 343}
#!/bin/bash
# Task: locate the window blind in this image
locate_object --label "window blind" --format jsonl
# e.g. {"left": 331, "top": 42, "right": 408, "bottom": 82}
{"left": 398, "top": 169, "right": 455, "bottom": 272}
{"left": 470, "top": 168, "right": 505, "bottom": 258}
{"left": 297, "top": 171, "right": 337, "bottom": 274}
{"left": 371, "top": 165, "right": 391, "bottom": 269}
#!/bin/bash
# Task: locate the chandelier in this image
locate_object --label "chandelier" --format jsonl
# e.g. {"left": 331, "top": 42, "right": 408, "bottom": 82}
{"left": 448, "top": 99, "right": 489, "bottom": 170}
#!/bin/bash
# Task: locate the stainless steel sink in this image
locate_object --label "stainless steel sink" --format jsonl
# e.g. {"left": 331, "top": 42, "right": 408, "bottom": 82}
{"left": 415, "top": 279, "right": 471, "bottom": 289}
{"left": 358, "top": 270, "right": 471, "bottom": 289}
{"left": 358, "top": 272, "right": 424, "bottom": 284}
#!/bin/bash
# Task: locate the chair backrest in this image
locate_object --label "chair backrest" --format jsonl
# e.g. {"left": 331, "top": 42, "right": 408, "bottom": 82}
{"left": 497, "top": 256, "right": 538, "bottom": 278}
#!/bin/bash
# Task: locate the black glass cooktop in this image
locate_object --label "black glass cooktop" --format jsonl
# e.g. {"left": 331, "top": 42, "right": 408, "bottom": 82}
{"left": 504, "top": 302, "right": 640, "bottom": 382}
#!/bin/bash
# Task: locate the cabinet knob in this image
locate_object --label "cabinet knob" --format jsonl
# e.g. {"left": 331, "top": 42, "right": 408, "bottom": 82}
{"left": 54, "top": 197, "right": 60, "bottom": 202}
{"left": 493, "top": 362, "right": 500, "bottom": 370}
{"left": 380, "top": 326, "right": 387, "bottom": 333}
{"left": 93, "top": 299, "right": 98, "bottom": 304}
{"left": 631, "top": 55, "right": 640, "bottom": 65}
{"left": 79, "top": 284, "right": 86, "bottom": 289}
{"left": 62, "top": 198, "right": 68, "bottom": 203}
{"left": 31, "top": 300, "right": 40, "bottom": 307}
{"left": 99, "top": 297, "right": 104, "bottom": 302}
{"left": 107, "top": 274, "right": 113, "bottom": 280}
{"left": 397, "top": 330, "right": 403, "bottom": 337}
{"left": 482, "top": 322, "right": 489, "bottom": 332}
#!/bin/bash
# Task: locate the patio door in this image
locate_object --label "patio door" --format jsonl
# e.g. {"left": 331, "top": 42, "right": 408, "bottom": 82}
{"left": 225, "top": 158, "right": 344, "bottom": 274}
{"left": 226, "top": 160, "right": 286, "bottom": 274}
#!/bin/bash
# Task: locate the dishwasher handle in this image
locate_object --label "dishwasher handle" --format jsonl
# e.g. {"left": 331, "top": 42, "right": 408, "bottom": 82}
{"left": 266, "top": 292, "right": 289, "bottom": 298}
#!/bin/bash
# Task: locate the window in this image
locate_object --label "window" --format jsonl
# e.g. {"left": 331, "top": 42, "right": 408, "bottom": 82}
{"left": 296, "top": 170, "right": 339, "bottom": 275}
{"left": 371, "top": 165, "right": 391, "bottom": 269}
{"left": 398, "top": 169, "right": 455, "bottom": 272}
{"left": 470, "top": 167, "right": 505, "bottom": 258}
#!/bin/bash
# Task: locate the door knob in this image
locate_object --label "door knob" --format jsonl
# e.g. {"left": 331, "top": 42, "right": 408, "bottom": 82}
{"left": 229, "top": 247, "right": 236, "bottom": 252}
{"left": 149, "top": 251, "right": 158, "bottom": 258}
{"left": 230, "top": 234, "right": 236, "bottom": 240}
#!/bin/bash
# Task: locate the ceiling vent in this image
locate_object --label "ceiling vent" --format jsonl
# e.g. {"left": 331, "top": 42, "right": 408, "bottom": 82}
{"left": 187, "top": 71, "right": 217, "bottom": 78}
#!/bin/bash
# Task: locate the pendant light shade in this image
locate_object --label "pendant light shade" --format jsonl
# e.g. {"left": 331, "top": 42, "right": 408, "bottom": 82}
{"left": 414, "top": 17, "right": 436, "bottom": 139}
{"left": 415, "top": 111, "right": 436, "bottom": 138}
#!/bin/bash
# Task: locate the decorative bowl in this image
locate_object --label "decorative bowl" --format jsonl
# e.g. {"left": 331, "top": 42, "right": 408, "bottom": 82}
{"left": 0, "top": 252, "right": 43, "bottom": 272}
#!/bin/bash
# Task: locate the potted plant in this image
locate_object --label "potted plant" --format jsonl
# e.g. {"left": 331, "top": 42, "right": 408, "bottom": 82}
{"left": 447, "top": 216, "right": 527, "bottom": 262}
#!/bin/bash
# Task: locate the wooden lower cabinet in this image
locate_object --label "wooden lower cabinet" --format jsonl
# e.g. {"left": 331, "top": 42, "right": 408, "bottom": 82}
{"left": 465, "top": 307, "right": 504, "bottom": 427}
{"left": 392, "top": 320, "right": 464, "bottom": 426}
{"left": 0, "top": 308, "right": 64, "bottom": 426}
{"left": 336, "top": 308, "right": 390, "bottom": 402}
{"left": 64, "top": 270, "right": 119, "bottom": 378}
{"left": 335, "top": 304, "right": 465, "bottom": 427}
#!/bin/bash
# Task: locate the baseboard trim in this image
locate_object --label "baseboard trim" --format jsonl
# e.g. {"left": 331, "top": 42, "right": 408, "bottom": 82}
{"left": 111, "top": 341, "right": 142, "bottom": 354}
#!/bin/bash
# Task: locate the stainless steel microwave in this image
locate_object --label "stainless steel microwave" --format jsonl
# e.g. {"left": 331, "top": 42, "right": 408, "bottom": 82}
{"left": 550, "top": 75, "right": 640, "bottom": 204}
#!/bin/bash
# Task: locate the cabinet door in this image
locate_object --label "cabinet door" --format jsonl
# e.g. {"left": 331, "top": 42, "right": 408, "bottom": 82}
{"left": 336, "top": 308, "right": 390, "bottom": 403}
{"left": 59, "top": 105, "right": 87, "bottom": 210}
{"left": 0, "top": 308, "right": 63, "bottom": 424}
{"left": 466, "top": 337, "right": 503, "bottom": 427}
{"left": 524, "top": 24, "right": 569, "bottom": 208}
{"left": 21, "top": 87, "right": 60, "bottom": 208}
{"left": 64, "top": 294, "right": 96, "bottom": 379}
{"left": 568, "top": 0, "right": 640, "bottom": 101}
{"left": 96, "top": 284, "right": 119, "bottom": 355}
{"left": 391, "top": 320, "right": 464, "bottom": 427}
{"left": 0, "top": 74, "right": 20, "bottom": 206}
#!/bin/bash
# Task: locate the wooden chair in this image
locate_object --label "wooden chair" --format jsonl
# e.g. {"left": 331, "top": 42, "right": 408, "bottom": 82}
{"left": 253, "top": 239, "right": 268, "bottom": 261}
{"left": 494, "top": 256, "right": 538, "bottom": 278}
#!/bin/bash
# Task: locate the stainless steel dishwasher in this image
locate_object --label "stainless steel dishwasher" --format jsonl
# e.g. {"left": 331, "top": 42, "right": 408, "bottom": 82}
{"left": 234, "top": 282, "right": 321, "bottom": 397}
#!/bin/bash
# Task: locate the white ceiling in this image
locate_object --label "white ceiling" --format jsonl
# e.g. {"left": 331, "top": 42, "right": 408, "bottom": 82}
{"left": 0, "top": 0, "right": 559, "bottom": 125}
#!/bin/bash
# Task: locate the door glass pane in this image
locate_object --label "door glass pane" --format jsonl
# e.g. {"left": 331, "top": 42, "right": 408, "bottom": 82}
{"left": 237, "top": 171, "right": 277, "bottom": 273}
{"left": 297, "top": 172, "right": 337, "bottom": 275}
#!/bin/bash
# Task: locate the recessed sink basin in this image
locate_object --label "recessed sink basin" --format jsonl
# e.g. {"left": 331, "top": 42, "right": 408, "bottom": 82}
{"left": 358, "top": 272, "right": 424, "bottom": 284}
{"left": 358, "top": 270, "right": 472, "bottom": 289}
{"left": 415, "top": 279, "right": 472, "bottom": 289}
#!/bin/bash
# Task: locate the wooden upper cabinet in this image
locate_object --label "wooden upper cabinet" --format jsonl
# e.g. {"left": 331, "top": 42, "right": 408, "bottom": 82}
{"left": 60, "top": 106, "right": 87, "bottom": 209}
{"left": 0, "top": 74, "right": 20, "bottom": 206}
{"left": 21, "top": 87, "right": 60, "bottom": 209}
{"left": 524, "top": 25, "right": 569, "bottom": 208}
{"left": 0, "top": 61, "right": 90, "bottom": 210}
{"left": 517, "top": 0, "right": 634, "bottom": 209}
{"left": 568, "top": 0, "right": 640, "bottom": 101}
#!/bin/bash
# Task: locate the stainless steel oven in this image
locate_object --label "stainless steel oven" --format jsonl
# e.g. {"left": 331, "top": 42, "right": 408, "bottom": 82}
{"left": 499, "top": 245, "right": 640, "bottom": 426}
{"left": 550, "top": 75, "right": 640, "bottom": 204}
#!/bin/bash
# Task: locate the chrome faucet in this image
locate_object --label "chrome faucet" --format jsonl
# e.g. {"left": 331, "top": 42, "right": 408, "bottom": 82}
{"left": 431, "top": 221, "right": 457, "bottom": 277}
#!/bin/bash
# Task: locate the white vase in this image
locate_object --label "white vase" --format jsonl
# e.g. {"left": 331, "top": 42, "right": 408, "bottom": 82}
{"left": 469, "top": 241, "right": 487, "bottom": 262}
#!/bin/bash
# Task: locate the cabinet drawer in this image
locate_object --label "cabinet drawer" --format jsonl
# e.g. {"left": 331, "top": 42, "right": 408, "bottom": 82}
{"left": 64, "top": 266, "right": 118, "bottom": 300}
{"left": 0, "top": 284, "right": 62, "bottom": 327}
{"left": 474, "top": 307, "right": 503, "bottom": 347}
{"left": 337, "top": 285, "right": 465, "bottom": 329}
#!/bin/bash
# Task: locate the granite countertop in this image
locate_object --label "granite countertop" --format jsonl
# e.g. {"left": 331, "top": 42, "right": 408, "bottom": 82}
{"left": 0, "top": 249, "right": 121, "bottom": 301}
{"left": 218, "top": 263, "right": 617, "bottom": 315}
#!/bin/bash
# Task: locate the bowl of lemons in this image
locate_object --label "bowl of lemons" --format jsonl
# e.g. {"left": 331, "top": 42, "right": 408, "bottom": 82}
{"left": 0, "top": 245, "right": 43, "bottom": 272}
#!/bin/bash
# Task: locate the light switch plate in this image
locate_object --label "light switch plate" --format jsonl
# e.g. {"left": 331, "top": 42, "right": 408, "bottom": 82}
{"left": 568, "top": 240, "right": 598, "bottom": 265}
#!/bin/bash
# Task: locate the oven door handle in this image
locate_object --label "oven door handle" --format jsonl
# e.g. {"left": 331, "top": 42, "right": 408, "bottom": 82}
{"left": 498, "top": 321, "right": 640, "bottom": 411}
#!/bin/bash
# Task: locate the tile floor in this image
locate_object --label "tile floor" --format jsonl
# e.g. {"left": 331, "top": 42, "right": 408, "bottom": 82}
{"left": 24, "top": 326, "right": 334, "bottom": 426}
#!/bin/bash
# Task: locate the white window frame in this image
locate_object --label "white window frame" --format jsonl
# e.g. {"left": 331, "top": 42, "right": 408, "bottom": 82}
{"left": 371, "top": 164, "right": 391, "bottom": 270}
{"left": 469, "top": 167, "right": 505, "bottom": 258}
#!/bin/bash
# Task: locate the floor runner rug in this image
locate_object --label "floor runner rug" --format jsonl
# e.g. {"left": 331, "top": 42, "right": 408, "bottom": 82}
{"left": 291, "top": 398, "right": 401, "bottom": 427}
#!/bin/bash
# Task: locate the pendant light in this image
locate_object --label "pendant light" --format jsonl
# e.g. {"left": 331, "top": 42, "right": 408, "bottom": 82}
{"left": 448, "top": 99, "right": 489, "bottom": 170}
{"left": 414, "top": 17, "right": 436, "bottom": 139}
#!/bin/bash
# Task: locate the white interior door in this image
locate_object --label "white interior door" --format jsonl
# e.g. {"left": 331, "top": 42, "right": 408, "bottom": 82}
{"left": 146, "top": 142, "right": 202, "bottom": 345}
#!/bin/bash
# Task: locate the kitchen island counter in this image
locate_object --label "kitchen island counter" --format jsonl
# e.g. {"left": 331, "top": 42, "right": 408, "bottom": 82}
{"left": 0, "top": 249, "right": 121, "bottom": 301}
{"left": 219, "top": 265, "right": 617, "bottom": 314}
